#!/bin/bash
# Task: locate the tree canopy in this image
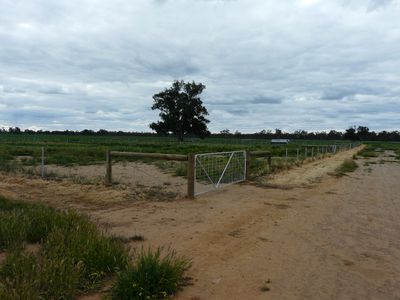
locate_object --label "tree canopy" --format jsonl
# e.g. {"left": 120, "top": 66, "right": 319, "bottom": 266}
{"left": 149, "top": 80, "right": 210, "bottom": 141}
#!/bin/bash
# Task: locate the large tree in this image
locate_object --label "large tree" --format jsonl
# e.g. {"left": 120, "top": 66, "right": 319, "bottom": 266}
{"left": 150, "top": 80, "right": 210, "bottom": 141}
{"left": 344, "top": 126, "right": 357, "bottom": 140}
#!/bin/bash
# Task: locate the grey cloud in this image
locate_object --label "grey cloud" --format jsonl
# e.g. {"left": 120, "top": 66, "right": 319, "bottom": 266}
{"left": 38, "top": 87, "right": 69, "bottom": 95}
{"left": 320, "top": 85, "right": 382, "bottom": 101}
{"left": 0, "top": 0, "right": 399, "bottom": 132}
{"left": 207, "top": 95, "right": 282, "bottom": 106}
{"left": 367, "top": 0, "right": 395, "bottom": 11}
{"left": 339, "top": 0, "right": 397, "bottom": 11}
{"left": 2, "top": 87, "right": 27, "bottom": 94}
{"left": 250, "top": 96, "right": 282, "bottom": 104}
{"left": 225, "top": 108, "right": 248, "bottom": 115}
{"left": 0, "top": 107, "right": 72, "bottom": 122}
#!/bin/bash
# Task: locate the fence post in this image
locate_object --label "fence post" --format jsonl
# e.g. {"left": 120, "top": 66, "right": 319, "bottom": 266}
{"left": 40, "top": 147, "right": 45, "bottom": 178}
{"left": 187, "top": 154, "right": 195, "bottom": 199}
{"left": 311, "top": 147, "right": 314, "bottom": 158}
{"left": 297, "top": 148, "right": 299, "bottom": 161}
{"left": 105, "top": 150, "right": 112, "bottom": 186}
{"left": 285, "top": 148, "right": 288, "bottom": 161}
{"left": 267, "top": 153, "right": 272, "bottom": 166}
{"left": 245, "top": 151, "right": 251, "bottom": 180}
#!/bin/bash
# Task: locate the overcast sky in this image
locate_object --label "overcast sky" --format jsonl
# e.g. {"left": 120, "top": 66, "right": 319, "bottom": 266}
{"left": 1, "top": 0, "right": 399, "bottom": 133}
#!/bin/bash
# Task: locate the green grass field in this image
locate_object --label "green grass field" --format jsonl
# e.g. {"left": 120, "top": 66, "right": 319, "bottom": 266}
{"left": 0, "top": 133, "right": 357, "bottom": 168}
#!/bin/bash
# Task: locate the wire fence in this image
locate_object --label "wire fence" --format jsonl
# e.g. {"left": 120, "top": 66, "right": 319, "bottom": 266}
{"left": 0, "top": 142, "right": 362, "bottom": 198}
{"left": 267, "top": 142, "right": 361, "bottom": 172}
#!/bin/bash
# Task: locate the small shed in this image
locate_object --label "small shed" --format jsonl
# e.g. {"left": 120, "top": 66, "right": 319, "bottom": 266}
{"left": 271, "top": 139, "right": 290, "bottom": 145}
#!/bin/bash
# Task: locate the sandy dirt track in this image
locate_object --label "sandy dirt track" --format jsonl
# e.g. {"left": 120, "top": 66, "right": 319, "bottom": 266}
{"left": 1, "top": 146, "right": 400, "bottom": 299}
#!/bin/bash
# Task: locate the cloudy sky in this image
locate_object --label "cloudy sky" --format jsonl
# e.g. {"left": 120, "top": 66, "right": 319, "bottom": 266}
{"left": 1, "top": 0, "right": 399, "bottom": 133}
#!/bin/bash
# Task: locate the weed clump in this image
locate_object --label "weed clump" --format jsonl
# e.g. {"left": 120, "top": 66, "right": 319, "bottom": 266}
{"left": 357, "top": 146, "right": 378, "bottom": 158}
{"left": 335, "top": 159, "right": 358, "bottom": 177}
{"left": 111, "top": 247, "right": 191, "bottom": 300}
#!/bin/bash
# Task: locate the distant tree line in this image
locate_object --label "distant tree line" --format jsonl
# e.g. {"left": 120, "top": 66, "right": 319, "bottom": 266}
{"left": 1, "top": 126, "right": 400, "bottom": 141}
{"left": 216, "top": 126, "right": 400, "bottom": 141}
{"left": 1, "top": 127, "right": 158, "bottom": 137}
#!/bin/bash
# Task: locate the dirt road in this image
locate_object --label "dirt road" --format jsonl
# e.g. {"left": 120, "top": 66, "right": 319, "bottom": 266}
{"left": 93, "top": 147, "right": 400, "bottom": 300}
{"left": 1, "top": 146, "right": 399, "bottom": 299}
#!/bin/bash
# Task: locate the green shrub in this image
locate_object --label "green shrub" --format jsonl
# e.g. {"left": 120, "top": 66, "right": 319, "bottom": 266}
{"left": 111, "top": 247, "right": 191, "bottom": 300}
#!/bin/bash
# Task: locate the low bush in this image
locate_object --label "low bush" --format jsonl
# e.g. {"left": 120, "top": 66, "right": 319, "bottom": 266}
{"left": 111, "top": 247, "right": 191, "bottom": 300}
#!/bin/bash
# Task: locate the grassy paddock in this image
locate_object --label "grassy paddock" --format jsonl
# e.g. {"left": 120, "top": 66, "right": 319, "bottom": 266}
{"left": 0, "top": 133, "right": 358, "bottom": 181}
{"left": 0, "top": 133, "right": 352, "bottom": 167}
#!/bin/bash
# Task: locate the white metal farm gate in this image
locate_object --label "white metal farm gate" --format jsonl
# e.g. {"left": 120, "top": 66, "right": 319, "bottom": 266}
{"left": 194, "top": 151, "right": 246, "bottom": 196}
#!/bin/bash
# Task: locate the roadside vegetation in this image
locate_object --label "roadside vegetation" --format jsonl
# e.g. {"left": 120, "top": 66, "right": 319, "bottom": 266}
{"left": 358, "top": 142, "right": 400, "bottom": 158}
{"left": 0, "top": 196, "right": 190, "bottom": 299}
{"left": 357, "top": 145, "right": 378, "bottom": 158}
{"left": 112, "top": 247, "right": 191, "bottom": 300}
{"left": 335, "top": 159, "right": 358, "bottom": 177}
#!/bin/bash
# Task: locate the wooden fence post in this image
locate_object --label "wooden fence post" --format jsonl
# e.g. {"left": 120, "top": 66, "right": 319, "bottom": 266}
{"left": 245, "top": 150, "right": 251, "bottom": 180}
{"left": 187, "top": 154, "right": 195, "bottom": 199}
{"left": 267, "top": 153, "right": 272, "bottom": 166}
{"left": 105, "top": 150, "right": 112, "bottom": 186}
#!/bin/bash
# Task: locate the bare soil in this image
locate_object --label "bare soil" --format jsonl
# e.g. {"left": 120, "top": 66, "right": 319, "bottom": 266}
{"left": 44, "top": 161, "right": 187, "bottom": 196}
{"left": 1, "top": 146, "right": 400, "bottom": 299}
